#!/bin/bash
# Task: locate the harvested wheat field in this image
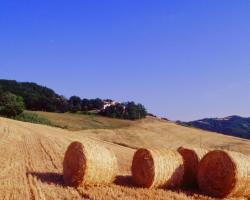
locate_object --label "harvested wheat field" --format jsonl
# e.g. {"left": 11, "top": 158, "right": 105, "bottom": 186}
{"left": 1, "top": 116, "right": 250, "bottom": 200}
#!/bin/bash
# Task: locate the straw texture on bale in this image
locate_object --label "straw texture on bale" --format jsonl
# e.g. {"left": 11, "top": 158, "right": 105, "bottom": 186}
{"left": 131, "top": 148, "right": 184, "bottom": 189}
{"left": 63, "top": 141, "right": 118, "bottom": 187}
{"left": 198, "top": 150, "right": 250, "bottom": 198}
{"left": 177, "top": 147, "right": 208, "bottom": 188}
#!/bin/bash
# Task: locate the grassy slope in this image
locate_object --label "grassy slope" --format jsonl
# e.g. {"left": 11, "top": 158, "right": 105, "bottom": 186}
{"left": 29, "top": 111, "right": 133, "bottom": 130}
{"left": 77, "top": 116, "right": 250, "bottom": 156}
{"left": 188, "top": 116, "right": 250, "bottom": 139}
{"left": 30, "top": 111, "right": 250, "bottom": 155}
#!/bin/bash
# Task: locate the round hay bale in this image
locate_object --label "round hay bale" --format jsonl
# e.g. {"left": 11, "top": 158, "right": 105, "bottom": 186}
{"left": 63, "top": 141, "right": 118, "bottom": 187}
{"left": 131, "top": 148, "right": 184, "bottom": 188}
{"left": 197, "top": 150, "right": 250, "bottom": 198}
{"left": 177, "top": 147, "right": 208, "bottom": 188}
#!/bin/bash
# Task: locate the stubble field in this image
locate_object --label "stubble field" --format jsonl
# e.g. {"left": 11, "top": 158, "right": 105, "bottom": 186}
{"left": 0, "top": 115, "right": 250, "bottom": 200}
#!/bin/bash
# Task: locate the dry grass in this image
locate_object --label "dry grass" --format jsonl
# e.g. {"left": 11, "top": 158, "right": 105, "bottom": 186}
{"left": 0, "top": 116, "right": 250, "bottom": 199}
{"left": 198, "top": 150, "right": 250, "bottom": 198}
{"left": 63, "top": 141, "right": 117, "bottom": 187}
{"left": 30, "top": 111, "right": 132, "bottom": 130}
{"left": 76, "top": 117, "right": 250, "bottom": 156}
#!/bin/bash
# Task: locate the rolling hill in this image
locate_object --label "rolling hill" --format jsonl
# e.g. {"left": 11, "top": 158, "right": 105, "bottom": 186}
{"left": 0, "top": 115, "right": 250, "bottom": 199}
{"left": 187, "top": 116, "right": 250, "bottom": 139}
{"left": 2, "top": 79, "right": 250, "bottom": 140}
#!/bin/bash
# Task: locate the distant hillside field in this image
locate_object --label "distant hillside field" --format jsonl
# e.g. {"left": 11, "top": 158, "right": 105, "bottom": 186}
{"left": 29, "top": 111, "right": 133, "bottom": 130}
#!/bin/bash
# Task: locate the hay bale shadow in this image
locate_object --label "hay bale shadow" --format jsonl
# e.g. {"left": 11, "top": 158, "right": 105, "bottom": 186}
{"left": 27, "top": 172, "right": 65, "bottom": 186}
{"left": 114, "top": 175, "right": 137, "bottom": 188}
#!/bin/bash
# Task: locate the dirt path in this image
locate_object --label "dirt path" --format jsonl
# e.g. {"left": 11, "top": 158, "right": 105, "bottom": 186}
{"left": 0, "top": 118, "right": 248, "bottom": 200}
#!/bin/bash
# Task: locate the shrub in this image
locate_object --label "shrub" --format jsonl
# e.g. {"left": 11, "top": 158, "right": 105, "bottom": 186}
{"left": 0, "top": 92, "right": 25, "bottom": 117}
{"left": 14, "top": 112, "right": 51, "bottom": 125}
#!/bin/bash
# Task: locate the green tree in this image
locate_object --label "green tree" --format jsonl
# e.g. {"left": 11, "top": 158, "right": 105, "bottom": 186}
{"left": 100, "top": 101, "right": 147, "bottom": 120}
{"left": 81, "top": 98, "right": 104, "bottom": 111}
{"left": 0, "top": 80, "right": 62, "bottom": 112}
{"left": 91, "top": 98, "right": 104, "bottom": 110}
{"left": 124, "top": 102, "right": 139, "bottom": 120}
{"left": 56, "top": 95, "right": 69, "bottom": 113}
{"left": 68, "top": 96, "right": 81, "bottom": 113}
{"left": 81, "top": 98, "right": 89, "bottom": 111}
{"left": 0, "top": 92, "right": 25, "bottom": 117}
{"left": 100, "top": 103, "right": 124, "bottom": 118}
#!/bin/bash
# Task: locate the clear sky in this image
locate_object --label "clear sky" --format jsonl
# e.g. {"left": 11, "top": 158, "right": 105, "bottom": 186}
{"left": 1, "top": 0, "right": 250, "bottom": 121}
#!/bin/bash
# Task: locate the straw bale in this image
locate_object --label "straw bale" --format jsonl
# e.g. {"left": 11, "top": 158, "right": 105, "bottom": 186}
{"left": 197, "top": 150, "right": 250, "bottom": 198}
{"left": 63, "top": 141, "right": 118, "bottom": 187}
{"left": 177, "top": 147, "right": 208, "bottom": 188}
{"left": 131, "top": 148, "right": 184, "bottom": 188}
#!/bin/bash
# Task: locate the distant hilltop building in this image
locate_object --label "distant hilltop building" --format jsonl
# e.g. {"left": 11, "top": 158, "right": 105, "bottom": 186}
{"left": 102, "top": 99, "right": 117, "bottom": 109}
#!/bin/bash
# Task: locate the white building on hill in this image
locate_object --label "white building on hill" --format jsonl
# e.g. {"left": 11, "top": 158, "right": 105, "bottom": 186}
{"left": 103, "top": 99, "right": 117, "bottom": 109}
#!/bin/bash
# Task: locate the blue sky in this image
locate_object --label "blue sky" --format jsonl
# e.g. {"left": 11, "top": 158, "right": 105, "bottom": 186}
{"left": 1, "top": 0, "right": 250, "bottom": 121}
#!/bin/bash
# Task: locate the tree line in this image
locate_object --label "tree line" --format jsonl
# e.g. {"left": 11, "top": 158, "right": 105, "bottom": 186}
{"left": 0, "top": 80, "right": 147, "bottom": 120}
{"left": 100, "top": 102, "right": 147, "bottom": 120}
{"left": 0, "top": 80, "right": 104, "bottom": 113}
